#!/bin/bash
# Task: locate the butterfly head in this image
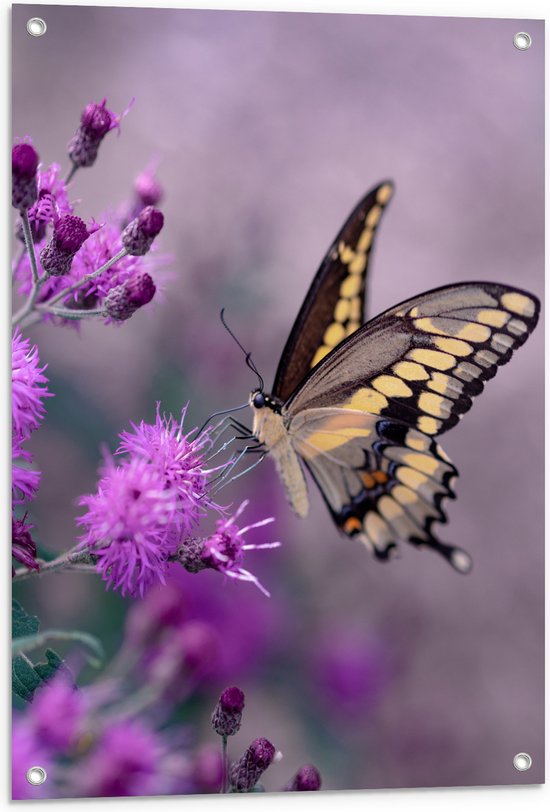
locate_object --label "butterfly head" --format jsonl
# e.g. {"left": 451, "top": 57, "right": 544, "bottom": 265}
{"left": 249, "top": 389, "right": 282, "bottom": 414}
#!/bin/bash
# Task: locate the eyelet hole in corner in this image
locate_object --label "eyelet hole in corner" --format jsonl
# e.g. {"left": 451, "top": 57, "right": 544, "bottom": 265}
{"left": 26, "top": 766, "right": 47, "bottom": 786}
{"left": 26, "top": 17, "right": 47, "bottom": 37}
{"left": 513, "top": 32, "right": 532, "bottom": 51}
{"left": 513, "top": 752, "right": 532, "bottom": 772}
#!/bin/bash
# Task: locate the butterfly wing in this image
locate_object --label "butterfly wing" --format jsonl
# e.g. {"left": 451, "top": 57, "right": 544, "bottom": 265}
{"left": 285, "top": 282, "right": 539, "bottom": 569}
{"left": 272, "top": 181, "right": 394, "bottom": 402}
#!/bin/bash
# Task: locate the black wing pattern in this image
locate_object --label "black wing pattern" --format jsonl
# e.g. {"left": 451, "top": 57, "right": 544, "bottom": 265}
{"left": 272, "top": 181, "right": 394, "bottom": 402}
{"left": 286, "top": 283, "right": 539, "bottom": 570}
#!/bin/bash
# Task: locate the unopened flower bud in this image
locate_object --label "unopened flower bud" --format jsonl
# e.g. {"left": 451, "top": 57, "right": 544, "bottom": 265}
{"left": 284, "top": 764, "right": 322, "bottom": 792}
{"left": 12, "top": 516, "right": 39, "bottom": 575}
{"left": 211, "top": 686, "right": 245, "bottom": 737}
{"left": 229, "top": 738, "right": 276, "bottom": 792}
{"left": 122, "top": 206, "right": 164, "bottom": 256}
{"left": 68, "top": 99, "right": 115, "bottom": 169}
{"left": 40, "top": 215, "right": 91, "bottom": 276}
{"left": 104, "top": 272, "right": 156, "bottom": 321}
{"left": 12, "top": 143, "right": 39, "bottom": 211}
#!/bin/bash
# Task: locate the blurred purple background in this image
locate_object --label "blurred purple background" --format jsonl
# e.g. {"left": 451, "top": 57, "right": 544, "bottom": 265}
{"left": 12, "top": 5, "right": 544, "bottom": 791}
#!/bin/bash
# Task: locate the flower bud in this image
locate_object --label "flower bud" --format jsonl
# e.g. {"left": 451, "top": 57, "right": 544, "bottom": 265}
{"left": 211, "top": 686, "right": 245, "bottom": 737}
{"left": 284, "top": 764, "right": 322, "bottom": 791}
{"left": 121, "top": 206, "right": 164, "bottom": 256}
{"left": 40, "top": 215, "right": 91, "bottom": 276}
{"left": 104, "top": 272, "right": 156, "bottom": 321}
{"left": 12, "top": 143, "right": 39, "bottom": 211}
{"left": 229, "top": 738, "right": 276, "bottom": 792}
{"left": 12, "top": 516, "right": 38, "bottom": 574}
{"left": 68, "top": 99, "right": 115, "bottom": 169}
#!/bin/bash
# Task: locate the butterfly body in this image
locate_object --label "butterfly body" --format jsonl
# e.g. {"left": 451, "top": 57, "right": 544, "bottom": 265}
{"left": 250, "top": 392, "right": 309, "bottom": 518}
{"left": 245, "top": 184, "right": 539, "bottom": 571}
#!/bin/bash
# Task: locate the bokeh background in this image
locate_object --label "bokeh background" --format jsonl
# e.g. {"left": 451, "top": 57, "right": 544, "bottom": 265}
{"left": 12, "top": 4, "right": 544, "bottom": 792}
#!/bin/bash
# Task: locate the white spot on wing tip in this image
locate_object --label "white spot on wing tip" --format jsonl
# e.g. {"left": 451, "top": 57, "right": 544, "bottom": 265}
{"left": 451, "top": 548, "right": 473, "bottom": 574}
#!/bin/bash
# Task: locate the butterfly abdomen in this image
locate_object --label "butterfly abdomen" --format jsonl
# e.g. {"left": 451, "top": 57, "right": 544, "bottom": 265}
{"left": 252, "top": 403, "right": 309, "bottom": 518}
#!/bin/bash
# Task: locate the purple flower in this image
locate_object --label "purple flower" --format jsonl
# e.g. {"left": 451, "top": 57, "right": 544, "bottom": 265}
{"left": 178, "top": 500, "right": 279, "bottom": 596}
{"left": 12, "top": 439, "right": 41, "bottom": 504}
{"left": 68, "top": 99, "right": 121, "bottom": 170}
{"left": 40, "top": 215, "right": 95, "bottom": 277}
{"left": 310, "top": 628, "right": 391, "bottom": 719}
{"left": 122, "top": 206, "right": 164, "bottom": 256}
{"left": 77, "top": 456, "right": 178, "bottom": 597}
{"left": 12, "top": 142, "right": 39, "bottom": 211}
{"left": 147, "top": 621, "right": 220, "bottom": 688}
{"left": 192, "top": 744, "right": 224, "bottom": 793}
{"left": 12, "top": 515, "right": 38, "bottom": 574}
{"left": 134, "top": 164, "right": 164, "bottom": 208}
{"left": 12, "top": 329, "right": 50, "bottom": 441}
{"left": 211, "top": 686, "right": 245, "bottom": 736}
{"left": 104, "top": 272, "right": 156, "bottom": 321}
{"left": 18, "top": 163, "right": 73, "bottom": 245}
{"left": 12, "top": 718, "right": 52, "bottom": 800}
{"left": 125, "top": 582, "right": 189, "bottom": 647}
{"left": 284, "top": 764, "right": 322, "bottom": 791}
{"left": 229, "top": 738, "right": 276, "bottom": 792}
{"left": 75, "top": 719, "right": 166, "bottom": 797}
{"left": 117, "top": 406, "right": 220, "bottom": 534}
{"left": 30, "top": 677, "right": 85, "bottom": 752}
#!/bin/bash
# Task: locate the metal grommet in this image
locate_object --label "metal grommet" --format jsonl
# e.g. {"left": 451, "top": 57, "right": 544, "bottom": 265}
{"left": 513, "top": 752, "right": 532, "bottom": 772}
{"left": 26, "top": 766, "right": 47, "bottom": 785}
{"left": 513, "top": 32, "right": 532, "bottom": 50}
{"left": 26, "top": 18, "right": 47, "bottom": 37}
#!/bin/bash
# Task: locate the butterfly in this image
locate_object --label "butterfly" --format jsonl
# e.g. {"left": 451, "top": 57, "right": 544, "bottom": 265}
{"left": 245, "top": 182, "right": 540, "bottom": 572}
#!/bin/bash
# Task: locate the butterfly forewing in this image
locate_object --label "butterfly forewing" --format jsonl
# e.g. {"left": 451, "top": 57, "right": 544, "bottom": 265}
{"left": 286, "top": 282, "right": 539, "bottom": 436}
{"left": 272, "top": 181, "right": 394, "bottom": 402}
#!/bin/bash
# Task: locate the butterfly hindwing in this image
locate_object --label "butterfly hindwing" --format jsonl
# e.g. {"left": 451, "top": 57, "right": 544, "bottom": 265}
{"left": 272, "top": 181, "right": 394, "bottom": 402}
{"left": 286, "top": 282, "right": 539, "bottom": 437}
{"left": 294, "top": 410, "right": 468, "bottom": 569}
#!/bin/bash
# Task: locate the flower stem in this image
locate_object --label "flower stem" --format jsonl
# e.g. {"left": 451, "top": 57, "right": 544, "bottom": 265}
{"left": 20, "top": 211, "right": 40, "bottom": 285}
{"left": 45, "top": 247, "right": 128, "bottom": 309}
{"left": 12, "top": 549, "right": 97, "bottom": 582}
{"left": 38, "top": 306, "right": 106, "bottom": 321}
{"left": 221, "top": 735, "right": 228, "bottom": 793}
{"left": 65, "top": 162, "right": 78, "bottom": 184}
{"left": 12, "top": 276, "right": 48, "bottom": 327}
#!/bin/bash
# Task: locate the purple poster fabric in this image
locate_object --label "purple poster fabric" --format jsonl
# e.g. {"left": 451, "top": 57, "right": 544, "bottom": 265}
{"left": 11, "top": 4, "right": 544, "bottom": 799}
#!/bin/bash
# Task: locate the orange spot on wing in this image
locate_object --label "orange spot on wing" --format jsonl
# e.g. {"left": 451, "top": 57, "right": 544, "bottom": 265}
{"left": 360, "top": 472, "right": 376, "bottom": 489}
{"left": 344, "top": 516, "right": 362, "bottom": 534}
{"left": 373, "top": 470, "right": 389, "bottom": 485}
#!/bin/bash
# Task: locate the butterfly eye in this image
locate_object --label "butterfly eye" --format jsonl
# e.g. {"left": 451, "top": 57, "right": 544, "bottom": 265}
{"left": 253, "top": 392, "right": 266, "bottom": 409}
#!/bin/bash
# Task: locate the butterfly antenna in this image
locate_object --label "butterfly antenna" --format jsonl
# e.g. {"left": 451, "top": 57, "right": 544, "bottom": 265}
{"left": 220, "top": 308, "right": 264, "bottom": 392}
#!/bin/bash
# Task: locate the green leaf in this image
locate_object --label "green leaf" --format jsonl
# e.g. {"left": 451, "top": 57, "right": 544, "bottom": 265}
{"left": 33, "top": 649, "right": 68, "bottom": 682}
{"left": 12, "top": 648, "right": 71, "bottom": 703}
{"left": 12, "top": 600, "right": 39, "bottom": 639}
{"left": 12, "top": 654, "right": 42, "bottom": 702}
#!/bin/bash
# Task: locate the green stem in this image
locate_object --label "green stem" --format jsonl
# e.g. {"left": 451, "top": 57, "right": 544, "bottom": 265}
{"left": 65, "top": 163, "right": 78, "bottom": 184}
{"left": 12, "top": 549, "right": 97, "bottom": 583}
{"left": 221, "top": 735, "right": 228, "bottom": 793}
{"left": 44, "top": 247, "right": 128, "bottom": 309}
{"left": 20, "top": 211, "right": 40, "bottom": 285}
{"left": 12, "top": 276, "right": 48, "bottom": 327}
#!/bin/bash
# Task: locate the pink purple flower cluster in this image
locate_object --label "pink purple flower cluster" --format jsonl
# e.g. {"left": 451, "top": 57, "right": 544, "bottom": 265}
{"left": 209, "top": 685, "right": 322, "bottom": 793}
{"left": 12, "top": 98, "right": 165, "bottom": 329}
{"left": 11, "top": 329, "right": 51, "bottom": 571}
